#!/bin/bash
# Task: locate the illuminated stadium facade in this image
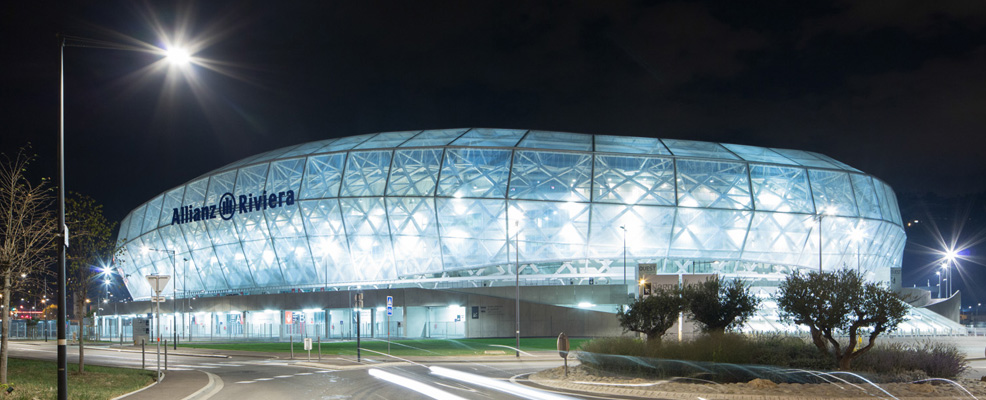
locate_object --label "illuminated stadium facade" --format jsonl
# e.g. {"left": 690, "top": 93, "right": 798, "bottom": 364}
{"left": 104, "top": 129, "right": 962, "bottom": 340}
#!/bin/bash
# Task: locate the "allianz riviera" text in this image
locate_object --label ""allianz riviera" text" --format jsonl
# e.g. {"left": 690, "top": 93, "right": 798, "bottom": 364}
{"left": 170, "top": 190, "right": 296, "bottom": 225}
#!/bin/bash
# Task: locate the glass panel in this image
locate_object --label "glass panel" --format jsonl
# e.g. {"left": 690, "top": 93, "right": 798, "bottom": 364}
{"left": 517, "top": 130, "right": 591, "bottom": 151}
{"left": 810, "top": 152, "right": 862, "bottom": 172}
{"left": 355, "top": 130, "right": 420, "bottom": 149}
{"left": 272, "top": 237, "right": 317, "bottom": 286}
{"left": 214, "top": 243, "right": 254, "bottom": 289}
{"left": 743, "top": 212, "right": 813, "bottom": 265}
{"left": 241, "top": 239, "right": 284, "bottom": 287}
{"left": 118, "top": 213, "right": 133, "bottom": 243}
{"left": 721, "top": 144, "right": 797, "bottom": 165}
{"left": 185, "top": 247, "right": 225, "bottom": 291}
{"left": 387, "top": 148, "right": 443, "bottom": 196}
{"left": 301, "top": 153, "right": 346, "bottom": 199}
{"left": 676, "top": 159, "right": 752, "bottom": 209}
{"left": 340, "top": 197, "right": 396, "bottom": 281}
{"left": 508, "top": 151, "right": 592, "bottom": 202}
{"left": 437, "top": 198, "right": 506, "bottom": 270}
{"left": 771, "top": 149, "right": 838, "bottom": 169}
{"left": 594, "top": 135, "right": 671, "bottom": 155}
{"left": 509, "top": 200, "right": 589, "bottom": 263}
{"left": 436, "top": 148, "right": 512, "bottom": 198}
{"left": 799, "top": 215, "right": 856, "bottom": 271}
{"left": 158, "top": 187, "right": 186, "bottom": 229}
{"left": 267, "top": 158, "right": 305, "bottom": 195}
{"left": 808, "top": 170, "right": 858, "bottom": 217}
{"left": 400, "top": 128, "right": 469, "bottom": 147}
{"left": 388, "top": 197, "right": 442, "bottom": 276}
{"left": 662, "top": 139, "right": 739, "bottom": 160}
{"left": 232, "top": 164, "right": 271, "bottom": 242}
{"left": 881, "top": 182, "right": 902, "bottom": 225}
{"left": 278, "top": 138, "right": 338, "bottom": 158}
{"left": 593, "top": 155, "right": 675, "bottom": 206}
{"left": 873, "top": 180, "right": 896, "bottom": 224}
{"left": 301, "top": 199, "right": 355, "bottom": 284}
{"left": 205, "top": 171, "right": 240, "bottom": 246}
{"left": 139, "top": 195, "right": 164, "bottom": 235}
{"left": 588, "top": 204, "right": 675, "bottom": 259}
{"left": 669, "top": 208, "right": 751, "bottom": 259}
{"left": 450, "top": 128, "right": 526, "bottom": 147}
{"left": 312, "top": 133, "right": 377, "bottom": 153}
{"left": 126, "top": 204, "right": 147, "bottom": 241}
{"left": 340, "top": 150, "right": 392, "bottom": 197}
{"left": 749, "top": 164, "right": 814, "bottom": 213}
{"left": 850, "top": 174, "right": 882, "bottom": 219}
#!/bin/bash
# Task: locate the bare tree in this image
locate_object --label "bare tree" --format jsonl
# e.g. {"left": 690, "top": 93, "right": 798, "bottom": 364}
{"left": 66, "top": 192, "right": 118, "bottom": 373}
{"left": 0, "top": 146, "right": 55, "bottom": 384}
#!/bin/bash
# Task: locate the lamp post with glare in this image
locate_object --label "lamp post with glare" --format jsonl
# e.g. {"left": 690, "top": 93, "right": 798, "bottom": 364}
{"left": 936, "top": 271, "right": 941, "bottom": 298}
{"left": 58, "top": 34, "right": 193, "bottom": 399}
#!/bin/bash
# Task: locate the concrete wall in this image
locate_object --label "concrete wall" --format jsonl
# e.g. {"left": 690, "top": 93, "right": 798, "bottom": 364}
{"left": 925, "top": 291, "right": 962, "bottom": 323}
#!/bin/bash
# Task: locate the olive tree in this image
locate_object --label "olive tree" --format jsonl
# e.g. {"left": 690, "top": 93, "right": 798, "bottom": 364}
{"left": 777, "top": 269, "right": 909, "bottom": 370}
{"left": 684, "top": 276, "right": 760, "bottom": 335}
{"left": 616, "top": 285, "right": 686, "bottom": 342}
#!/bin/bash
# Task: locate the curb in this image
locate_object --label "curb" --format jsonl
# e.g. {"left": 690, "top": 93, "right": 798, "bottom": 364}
{"left": 529, "top": 373, "right": 980, "bottom": 400}
{"left": 181, "top": 371, "right": 223, "bottom": 400}
{"left": 87, "top": 347, "right": 230, "bottom": 359}
{"left": 110, "top": 372, "right": 165, "bottom": 400}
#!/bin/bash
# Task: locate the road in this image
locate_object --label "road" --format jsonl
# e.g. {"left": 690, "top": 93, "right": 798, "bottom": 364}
{"left": 6, "top": 341, "right": 645, "bottom": 400}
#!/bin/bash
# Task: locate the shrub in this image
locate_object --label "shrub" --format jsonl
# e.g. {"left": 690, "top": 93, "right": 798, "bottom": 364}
{"left": 576, "top": 335, "right": 966, "bottom": 383}
{"left": 853, "top": 341, "right": 968, "bottom": 380}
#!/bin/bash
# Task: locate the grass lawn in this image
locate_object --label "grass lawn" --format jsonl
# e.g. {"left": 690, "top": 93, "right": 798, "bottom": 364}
{"left": 3, "top": 358, "right": 155, "bottom": 400}
{"left": 179, "top": 337, "right": 589, "bottom": 356}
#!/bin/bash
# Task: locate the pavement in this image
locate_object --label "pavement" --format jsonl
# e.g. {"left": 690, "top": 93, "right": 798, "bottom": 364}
{"left": 6, "top": 336, "right": 986, "bottom": 400}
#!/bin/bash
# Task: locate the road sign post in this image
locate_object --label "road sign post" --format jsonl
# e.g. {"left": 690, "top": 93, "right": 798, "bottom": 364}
{"left": 145, "top": 275, "right": 170, "bottom": 382}
{"left": 355, "top": 293, "right": 363, "bottom": 362}
{"left": 386, "top": 296, "right": 393, "bottom": 354}
{"left": 557, "top": 332, "right": 570, "bottom": 377}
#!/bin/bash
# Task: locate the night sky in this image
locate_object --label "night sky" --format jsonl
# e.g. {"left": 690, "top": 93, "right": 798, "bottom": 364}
{"left": 2, "top": 2, "right": 984, "bottom": 306}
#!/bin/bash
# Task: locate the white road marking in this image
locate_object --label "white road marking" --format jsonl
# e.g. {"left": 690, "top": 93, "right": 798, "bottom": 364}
{"left": 295, "top": 373, "right": 313, "bottom": 376}
{"left": 274, "top": 375, "right": 293, "bottom": 378}
{"left": 255, "top": 378, "right": 272, "bottom": 381}
{"left": 235, "top": 381, "right": 255, "bottom": 384}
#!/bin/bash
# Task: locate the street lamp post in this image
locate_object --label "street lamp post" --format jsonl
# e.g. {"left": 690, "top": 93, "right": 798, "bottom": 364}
{"left": 619, "top": 225, "right": 627, "bottom": 295}
{"left": 57, "top": 34, "right": 193, "bottom": 399}
{"left": 936, "top": 271, "right": 941, "bottom": 298}
{"left": 514, "top": 220, "right": 520, "bottom": 358}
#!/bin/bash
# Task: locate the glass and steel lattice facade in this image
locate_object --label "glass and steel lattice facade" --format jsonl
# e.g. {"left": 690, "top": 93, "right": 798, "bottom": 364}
{"left": 116, "top": 129, "right": 905, "bottom": 301}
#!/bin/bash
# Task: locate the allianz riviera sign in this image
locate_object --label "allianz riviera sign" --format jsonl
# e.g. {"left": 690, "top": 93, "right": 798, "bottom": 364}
{"left": 170, "top": 190, "right": 296, "bottom": 225}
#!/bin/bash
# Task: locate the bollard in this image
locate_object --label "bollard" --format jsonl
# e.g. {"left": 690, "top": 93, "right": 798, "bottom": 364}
{"left": 317, "top": 336, "right": 321, "bottom": 361}
{"left": 164, "top": 340, "right": 168, "bottom": 371}
{"left": 290, "top": 335, "right": 294, "bottom": 359}
{"left": 141, "top": 339, "right": 146, "bottom": 369}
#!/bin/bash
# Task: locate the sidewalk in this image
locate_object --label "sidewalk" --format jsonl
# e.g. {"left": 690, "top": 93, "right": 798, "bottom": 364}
{"left": 117, "top": 370, "right": 210, "bottom": 400}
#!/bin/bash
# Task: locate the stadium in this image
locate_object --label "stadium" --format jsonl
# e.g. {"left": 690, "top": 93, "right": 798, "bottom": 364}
{"left": 102, "top": 128, "right": 963, "bottom": 341}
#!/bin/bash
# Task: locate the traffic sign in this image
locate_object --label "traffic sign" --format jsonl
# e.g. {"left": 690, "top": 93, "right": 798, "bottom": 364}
{"left": 145, "top": 275, "right": 171, "bottom": 294}
{"left": 303, "top": 337, "right": 312, "bottom": 351}
{"left": 151, "top": 296, "right": 167, "bottom": 303}
{"left": 386, "top": 296, "right": 393, "bottom": 316}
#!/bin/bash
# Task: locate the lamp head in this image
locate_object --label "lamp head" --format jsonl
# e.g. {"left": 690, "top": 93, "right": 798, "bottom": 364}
{"left": 166, "top": 46, "right": 191, "bottom": 66}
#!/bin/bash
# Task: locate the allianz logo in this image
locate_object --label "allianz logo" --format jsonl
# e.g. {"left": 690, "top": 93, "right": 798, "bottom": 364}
{"left": 170, "top": 190, "right": 297, "bottom": 225}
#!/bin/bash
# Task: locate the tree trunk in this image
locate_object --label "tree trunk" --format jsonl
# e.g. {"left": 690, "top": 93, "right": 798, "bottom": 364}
{"left": 646, "top": 331, "right": 662, "bottom": 342}
{"left": 1, "top": 280, "right": 11, "bottom": 384}
{"left": 75, "top": 292, "right": 85, "bottom": 373}
{"left": 838, "top": 354, "right": 854, "bottom": 370}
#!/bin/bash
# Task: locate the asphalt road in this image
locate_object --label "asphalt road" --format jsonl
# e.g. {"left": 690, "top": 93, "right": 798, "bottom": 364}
{"left": 6, "top": 342, "right": 645, "bottom": 400}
